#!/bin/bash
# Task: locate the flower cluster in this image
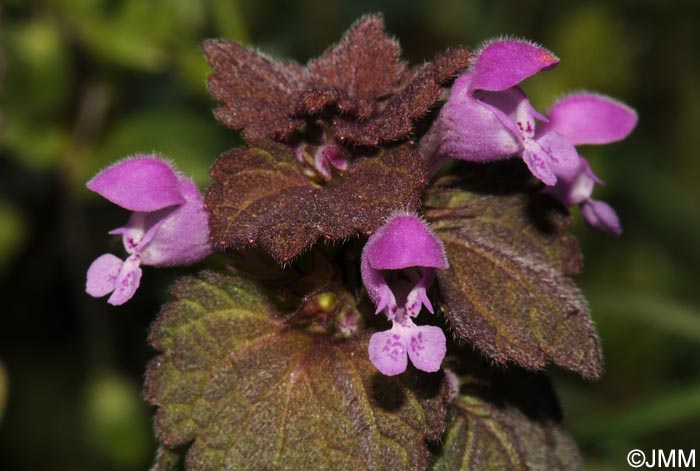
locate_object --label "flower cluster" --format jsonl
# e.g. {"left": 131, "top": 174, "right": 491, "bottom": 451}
{"left": 424, "top": 39, "right": 637, "bottom": 233}
{"left": 358, "top": 39, "right": 635, "bottom": 374}
{"left": 85, "top": 18, "right": 636, "bottom": 379}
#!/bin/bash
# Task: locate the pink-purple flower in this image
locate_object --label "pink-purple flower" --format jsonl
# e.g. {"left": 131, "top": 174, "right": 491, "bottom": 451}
{"left": 361, "top": 213, "right": 448, "bottom": 376}
{"left": 424, "top": 38, "right": 580, "bottom": 185}
{"left": 85, "top": 156, "right": 213, "bottom": 305}
{"left": 294, "top": 143, "right": 349, "bottom": 180}
{"left": 541, "top": 93, "right": 638, "bottom": 235}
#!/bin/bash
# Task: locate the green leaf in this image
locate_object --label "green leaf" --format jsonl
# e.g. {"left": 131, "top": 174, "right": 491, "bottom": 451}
{"left": 206, "top": 142, "right": 426, "bottom": 262}
{"left": 432, "top": 370, "right": 582, "bottom": 471}
{"left": 424, "top": 163, "right": 601, "bottom": 379}
{"left": 146, "top": 271, "right": 448, "bottom": 471}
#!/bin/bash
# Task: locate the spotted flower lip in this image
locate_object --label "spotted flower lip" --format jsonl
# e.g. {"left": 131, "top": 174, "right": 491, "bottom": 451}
{"left": 542, "top": 92, "right": 638, "bottom": 235}
{"left": 368, "top": 320, "right": 446, "bottom": 376}
{"left": 425, "top": 38, "right": 580, "bottom": 185}
{"left": 85, "top": 156, "right": 213, "bottom": 305}
{"left": 361, "top": 213, "right": 448, "bottom": 376}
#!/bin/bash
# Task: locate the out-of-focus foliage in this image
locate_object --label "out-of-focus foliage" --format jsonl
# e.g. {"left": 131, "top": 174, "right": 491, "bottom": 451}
{"left": 0, "top": 0, "right": 698, "bottom": 470}
{"left": 0, "top": 360, "right": 7, "bottom": 423}
{"left": 83, "top": 373, "right": 153, "bottom": 469}
{"left": 0, "top": 200, "right": 26, "bottom": 276}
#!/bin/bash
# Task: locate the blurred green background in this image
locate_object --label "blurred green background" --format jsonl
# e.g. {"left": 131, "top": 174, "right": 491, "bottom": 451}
{"left": 1, "top": 0, "right": 699, "bottom": 469}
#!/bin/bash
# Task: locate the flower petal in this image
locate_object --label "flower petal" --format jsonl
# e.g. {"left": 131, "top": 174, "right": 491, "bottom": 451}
{"left": 361, "top": 257, "right": 397, "bottom": 315}
{"left": 364, "top": 214, "right": 448, "bottom": 270}
{"left": 475, "top": 87, "right": 533, "bottom": 141}
{"left": 138, "top": 177, "right": 213, "bottom": 266}
{"left": 109, "top": 208, "right": 176, "bottom": 255}
{"left": 406, "top": 325, "right": 446, "bottom": 373}
{"left": 405, "top": 270, "right": 436, "bottom": 316}
{"left": 438, "top": 76, "right": 522, "bottom": 161}
{"left": 545, "top": 158, "right": 598, "bottom": 207}
{"left": 87, "top": 156, "right": 184, "bottom": 211}
{"left": 541, "top": 93, "right": 638, "bottom": 146}
{"left": 581, "top": 199, "right": 622, "bottom": 235}
{"left": 369, "top": 328, "right": 408, "bottom": 376}
{"left": 107, "top": 256, "right": 143, "bottom": 305}
{"left": 85, "top": 253, "right": 123, "bottom": 298}
{"left": 522, "top": 146, "right": 557, "bottom": 186}
{"left": 469, "top": 39, "right": 559, "bottom": 92}
{"left": 535, "top": 131, "right": 580, "bottom": 173}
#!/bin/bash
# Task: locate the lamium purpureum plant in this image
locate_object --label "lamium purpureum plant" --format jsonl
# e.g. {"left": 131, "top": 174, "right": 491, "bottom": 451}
{"left": 86, "top": 15, "right": 637, "bottom": 471}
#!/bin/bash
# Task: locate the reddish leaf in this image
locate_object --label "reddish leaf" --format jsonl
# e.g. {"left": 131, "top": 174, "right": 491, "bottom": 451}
{"left": 423, "top": 163, "right": 601, "bottom": 379}
{"left": 206, "top": 142, "right": 428, "bottom": 262}
{"left": 333, "top": 47, "right": 472, "bottom": 146}
{"left": 204, "top": 17, "right": 468, "bottom": 146}
{"left": 308, "top": 14, "right": 407, "bottom": 105}
{"left": 203, "top": 40, "right": 308, "bottom": 140}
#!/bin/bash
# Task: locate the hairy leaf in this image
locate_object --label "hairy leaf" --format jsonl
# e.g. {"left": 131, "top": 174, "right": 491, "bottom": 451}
{"left": 308, "top": 14, "right": 407, "bottom": 111}
{"left": 146, "top": 272, "right": 448, "bottom": 471}
{"left": 151, "top": 446, "right": 186, "bottom": 471}
{"left": 206, "top": 142, "right": 427, "bottom": 262}
{"left": 205, "top": 16, "right": 468, "bottom": 146}
{"left": 432, "top": 369, "right": 581, "bottom": 471}
{"left": 204, "top": 39, "right": 308, "bottom": 141}
{"left": 424, "top": 162, "right": 601, "bottom": 379}
{"left": 333, "top": 47, "right": 472, "bottom": 146}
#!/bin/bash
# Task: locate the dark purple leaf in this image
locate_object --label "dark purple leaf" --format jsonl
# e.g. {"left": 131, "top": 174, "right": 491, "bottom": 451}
{"left": 204, "top": 39, "right": 308, "bottom": 140}
{"left": 206, "top": 141, "right": 427, "bottom": 262}
{"left": 333, "top": 47, "right": 472, "bottom": 146}
{"left": 424, "top": 162, "right": 601, "bottom": 379}
{"left": 308, "top": 14, "right": 407, "bottom": 105}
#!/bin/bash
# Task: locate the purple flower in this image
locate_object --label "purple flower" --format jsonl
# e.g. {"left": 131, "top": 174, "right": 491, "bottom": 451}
{"left": 541, "top": 93, "right": 638, "bottom": 235}
{"left": 424, "top": 38, "right": 579, "bottom": 185}
{"left": 294, "top": 143, "right": 349, "bottom": 180}
{"left": 361, "top": 214, "right": 449, "bottom": 376}
{"left": 85, "top": 156, "right": 213, "bottom": 305}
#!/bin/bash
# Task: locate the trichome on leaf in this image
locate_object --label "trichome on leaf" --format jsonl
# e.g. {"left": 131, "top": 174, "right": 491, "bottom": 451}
{"left": 83, "top": 11, "right": 639, "bottom": 471}
{"left": 146, "top": 272, "right": 448, "bottom": 471}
